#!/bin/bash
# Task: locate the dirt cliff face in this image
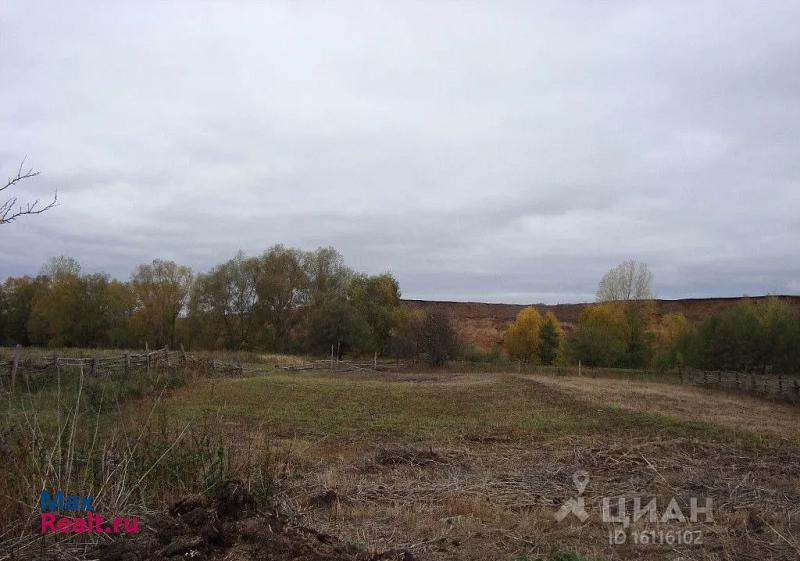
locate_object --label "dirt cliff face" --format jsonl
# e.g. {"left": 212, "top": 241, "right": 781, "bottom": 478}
{"left": 401, "top": 295, "right": 800, "bottom": 350}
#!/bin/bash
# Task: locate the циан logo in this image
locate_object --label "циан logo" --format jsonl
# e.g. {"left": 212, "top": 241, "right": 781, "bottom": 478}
{"left": 554, "top": 471, "right": 713, "bottom": 547}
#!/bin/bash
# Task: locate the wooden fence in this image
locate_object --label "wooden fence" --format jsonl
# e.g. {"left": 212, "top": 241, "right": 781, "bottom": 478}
{"left": 276, "top": 357, "right": 800, "bottom": 401}
{"left": 0, "top": 345, "right": 247, "bottom": 392}
{"left": 3, "top": 345, "right": 798, "bottom": 403}
{"left": 524, "top": 363, "right": 800, "bottom": 403}
{"left": 676, "top": 368, "right": 800, "bottom": 399}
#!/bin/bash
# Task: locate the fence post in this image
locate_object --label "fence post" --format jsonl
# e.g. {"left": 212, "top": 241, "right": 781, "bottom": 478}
{"left": 10, "top": 345, "right": 20, "bottom": 392}
{"left": 330, "top": 344, "right": 334, "bottom": 371}
{"left": 578, "top": 360, "right": 581, "bottom": 377}
{"left": 374, "top": 352, "right": 378, "bottom": 370}
{"left": 89, "top": 357, "right": 97, "bottom": 377}
{"left": 180, "top": 344, "right": 187, "bottom": 365}
{"left": 778, "top": 374, "right": 784, "bottom": 395}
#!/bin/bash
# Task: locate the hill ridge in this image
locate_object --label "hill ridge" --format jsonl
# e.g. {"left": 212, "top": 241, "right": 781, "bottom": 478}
{"left": 401, "top": 295, "right": 800, "bottom": 349}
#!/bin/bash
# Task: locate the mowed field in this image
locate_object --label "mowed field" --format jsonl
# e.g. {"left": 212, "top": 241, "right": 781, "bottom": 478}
{"left": 138, "top": 369, "right": 800, "bottom": 561}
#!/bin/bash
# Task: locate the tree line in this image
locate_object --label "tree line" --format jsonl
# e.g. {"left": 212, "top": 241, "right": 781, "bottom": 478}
{"left": 0, "top": 248, "right": 418, "bottom": 357}
{"left": 504, "top": 261, "right": 800, "bottom": 374}
{"left": 4, "top": 253, "right": 798, "bottom": 373}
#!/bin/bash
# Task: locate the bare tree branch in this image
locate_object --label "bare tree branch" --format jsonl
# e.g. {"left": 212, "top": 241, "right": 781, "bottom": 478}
{"left": 1, "top": 157, "right": 57, "bottom": 224}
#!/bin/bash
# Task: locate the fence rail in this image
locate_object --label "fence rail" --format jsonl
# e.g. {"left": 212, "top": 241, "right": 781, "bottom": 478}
{"left": 0, "top": 345, "right": 247, "bottom": 392}
{"left": 4, "top": 346, "right": 798, "bottom": 403}
{"left": 392, "top": 359, "right": 800, "bottom": 402}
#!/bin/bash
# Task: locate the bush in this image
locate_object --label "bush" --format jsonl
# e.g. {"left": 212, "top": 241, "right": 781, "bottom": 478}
{"left": 682, "top": 298, "right": 800, "bottom": 373}
{"left": 464, "top": 345, "right": 504, "bottom": 363}
{"left": 566, "top": 303, "right": 628, "bottom": 367}
{"left": 538, "top": 311, "right": 562, "bottom": 365}
{"left": 418, "top": 310, "right": 461, "bottom": 366}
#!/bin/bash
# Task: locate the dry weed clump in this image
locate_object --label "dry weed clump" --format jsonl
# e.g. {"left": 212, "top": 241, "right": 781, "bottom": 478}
{"left": 0, "top": 368, "right": 273, "bottom": 561}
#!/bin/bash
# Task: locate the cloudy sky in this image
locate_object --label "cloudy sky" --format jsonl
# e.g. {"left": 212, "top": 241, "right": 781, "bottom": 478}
{"left": 1, "top": 1, "right": 798, "bottom": 303}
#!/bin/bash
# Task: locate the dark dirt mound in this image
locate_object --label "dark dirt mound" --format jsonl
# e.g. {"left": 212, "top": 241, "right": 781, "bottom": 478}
{"left": 97, "top": 480, "right": 413, "bottom": 561}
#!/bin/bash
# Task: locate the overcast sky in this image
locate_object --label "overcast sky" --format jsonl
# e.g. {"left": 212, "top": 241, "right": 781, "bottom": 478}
{"left": 1, "top": 1, "right": 798, "bottom": 304}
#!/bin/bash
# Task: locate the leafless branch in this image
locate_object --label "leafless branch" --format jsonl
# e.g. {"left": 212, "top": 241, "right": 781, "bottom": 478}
{"left": 0, "top": 157, "right": 57, "bottom": 225}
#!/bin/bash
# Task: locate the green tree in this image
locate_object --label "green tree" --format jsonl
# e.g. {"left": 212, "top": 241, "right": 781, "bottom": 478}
{"left": 419, "top": 309, "right": 460, "bottom": 366}
{"left": 304, "top": 296, "right": 371, "bottom": 357}
{"left": 622, "top": 302, "right": 654, "bottom": 368}
{"left": 566, "top": 303, "right": 628, "bottom": 367}
{"left": 754, "top": 297, "right": 800, "bottom": 373}
{"left": 687, "top": 301, "right": 760, "bottom": 371}
{"left": 301, "top": 247, "right": 356, "bottom": 355}
{"left": 27, "top": 257, "right": 84, "bottom": 347}
{"left": 190, "top": 251, "right": 262, "bottom": 350}
{"left": 303, "top": 247, "right": 352, "bottom": 306}
{"left": 130, "top": 260, "right": 193, "bottom": 348}
{"left": 256, "top": 245, "right": 308, "bottom": 351}
{"left": 348, "top": 273, "right": 401, "bottom": 355}
{"left": 685, "top": 298, "right": 800, "bottom": 373}
{"left": 1, "top": 276, "right": 45, "bottom": 345}
{"left": 538, "top": 311, "right": 561, "bottom": 365}
{"left": 390, "top": 307, "right": 423, "bottom": 358}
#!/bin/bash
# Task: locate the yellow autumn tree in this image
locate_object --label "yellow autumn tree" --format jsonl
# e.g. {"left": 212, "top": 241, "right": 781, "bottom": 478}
{"left": 505, "top": 306, "right": 543, "bottom": 362}
{"left": 653, "top": 312, "right": 690, "bottom": 369}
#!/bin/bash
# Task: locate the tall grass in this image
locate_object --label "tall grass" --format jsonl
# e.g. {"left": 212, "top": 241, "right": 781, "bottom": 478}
{"left": 0, "top": 363, "right": 272, "bottom": 557}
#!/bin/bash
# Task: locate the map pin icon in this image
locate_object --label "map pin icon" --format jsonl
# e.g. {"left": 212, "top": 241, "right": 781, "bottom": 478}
{"left": 573, "top": 471, "right": 589, "bottom": 494}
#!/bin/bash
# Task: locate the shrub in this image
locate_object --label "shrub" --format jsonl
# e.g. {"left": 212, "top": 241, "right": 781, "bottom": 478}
{"left": 418, "top": 310, "right": 460, "bottom": 366}
{"left": 566, "top": 303, "right": 628, "bottom": 367}
{"left": 538, "top": 311, "right": 562, "bottom": 365}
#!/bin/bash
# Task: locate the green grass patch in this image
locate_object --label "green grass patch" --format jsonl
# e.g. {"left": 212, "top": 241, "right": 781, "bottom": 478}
{"left": 145, "top": 372, "right": 769, "bottom": 446}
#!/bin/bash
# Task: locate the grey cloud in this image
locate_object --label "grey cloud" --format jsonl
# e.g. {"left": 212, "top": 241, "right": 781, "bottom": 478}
{"left": 1, "top": 0, "right": 798, "bottom": 304}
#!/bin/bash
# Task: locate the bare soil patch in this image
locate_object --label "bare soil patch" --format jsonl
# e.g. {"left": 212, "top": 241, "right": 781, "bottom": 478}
{"left": 96, "top": 480, "right": 412, "bottom": 561}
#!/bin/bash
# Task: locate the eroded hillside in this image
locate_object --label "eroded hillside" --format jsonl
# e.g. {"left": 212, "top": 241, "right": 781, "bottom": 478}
{"left": 402, "top": 296, "right": 800, "bottom": 350}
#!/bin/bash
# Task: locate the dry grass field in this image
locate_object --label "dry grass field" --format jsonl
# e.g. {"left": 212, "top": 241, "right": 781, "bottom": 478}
{"left": 123, "top": 369, "right": 800, "bottom": 561}
{"left": 3, "top": 359, "right": 799, "bottom": 561}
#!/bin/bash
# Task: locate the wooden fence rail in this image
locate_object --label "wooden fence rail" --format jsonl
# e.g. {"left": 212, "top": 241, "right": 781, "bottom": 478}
{"left": 0, "top": 346, "right": 246, "bottom": 392}
{"left": 3, "top": 347, "right": 798, "bottom": 403}
{"left": 278, "top": 358, "right": 800, "bottom": 401}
